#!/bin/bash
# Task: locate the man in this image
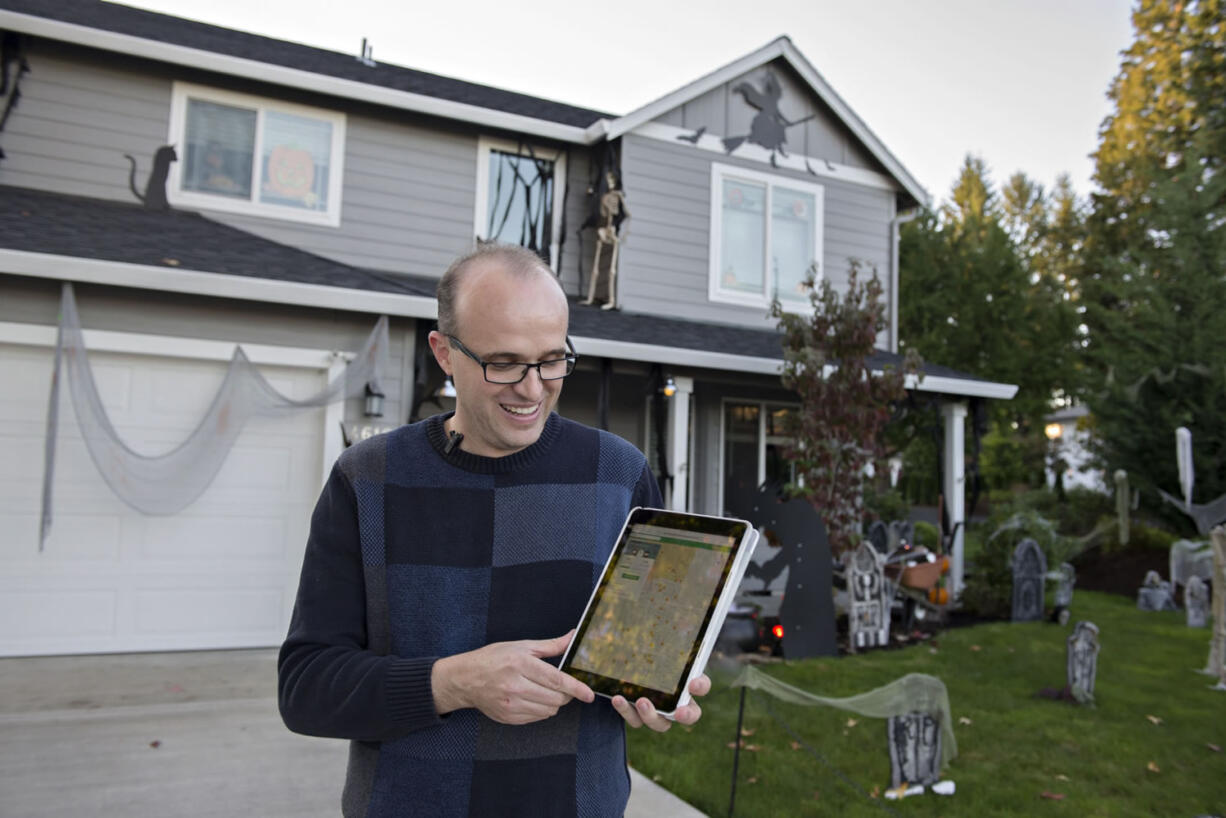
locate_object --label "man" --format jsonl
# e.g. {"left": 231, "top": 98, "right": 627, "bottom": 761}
{"left": 279, "top": 243, "right": 708, "bottom": 818}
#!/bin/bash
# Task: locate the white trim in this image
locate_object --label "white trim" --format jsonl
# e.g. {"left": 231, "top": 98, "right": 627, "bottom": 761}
{"left": 572, "top": 334, "right": 782, "bottom": 376}
{"left": 708, "top": 162, "right": 825, "bottom": 310}
{"left": 0, "top": 10, "right": 590, "bottom": 146}
{"left": 473, "top": 136, "right": 567, "bottom": 269}
{"left": 0, "top": 249, "right": 438, "bottom": 320}
{"left": 167, "top": 82, "right": 347, "bottom": 227}
{"left": 666, "top": 375, "right": 694, "bottom": 511}
{"left": 635, "top": 122, "right": 897, "bottom": 193}
{"left": 715, "top": 396, "right": 802, "bottom": 516}
{"left": 904, "top": 372, "right": 1017, "bottom": 400}
{"left": 942, "top": 401, "right": 968, "bottom": 601}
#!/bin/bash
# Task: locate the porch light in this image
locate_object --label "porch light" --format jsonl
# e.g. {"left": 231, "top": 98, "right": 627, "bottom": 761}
{"left": 1044, "top": 423, "right": 1063, "bottom": 440}
{"left": 435, "top": 376, "right": 457, "bottom": 399}
{"left": 364, "top": 383, "right": 385, "bottom": 418}
{"left": 662, "top": 376, "right": 677, "bottom": 397}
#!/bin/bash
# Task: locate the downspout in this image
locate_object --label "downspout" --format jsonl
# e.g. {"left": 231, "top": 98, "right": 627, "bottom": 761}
{"left": 889, "top": 207, "right": 920, "bottom": 354}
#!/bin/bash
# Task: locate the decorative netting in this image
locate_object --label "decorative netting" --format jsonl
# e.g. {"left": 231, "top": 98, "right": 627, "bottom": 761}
{"left": 731, "top": 665, "right": 957, "bottom": 769}
{"left": 39, "top": 282, "right": 389, "bottom": 548}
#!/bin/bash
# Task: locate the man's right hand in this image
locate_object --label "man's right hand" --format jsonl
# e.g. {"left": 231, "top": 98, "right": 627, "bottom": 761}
{"left": 431, "top": 631, "right": 595, "bottom": 724}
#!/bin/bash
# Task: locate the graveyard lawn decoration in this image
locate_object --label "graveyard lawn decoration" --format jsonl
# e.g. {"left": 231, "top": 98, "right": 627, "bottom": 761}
{"left": 724, "top": 480, "right": 837, "bottom": 658}
{"left": 849, "top": 540, "right": 890, "bottom": 651}
{"left": 1205, "top": 526, "right": 1226, "bottom": 689}
{"left": 579, "top": 169, "right": 629, "bottom": 310}
{"left": 888, "top": 711, "right": 943, "bottom": 788}
{"left": 1170, "top": 539, "right": 1215, "bottom": 597}
{"left": 1066, "top": 621, "right": 1101, "bottom": 705}
{"left": 1114, "top": 469, "right": 1131, "bottom": 545}
{"left": 1049, "top": 562, "right": 1076, "bottom": 624}
{"left": 1010, "top": 538, "right": 1047, "bottom": 622}
{"left": 1136, "top": 569, "right": 1177, "bottom": 612}
{"left": 1185, "top": 576, "right": 1208, "bottom": 628}
{"left": 867, "top": 520, "right": 889, "bottom": 554}
{"left": 125, "top": 145, "right": 177, "bottom": 210}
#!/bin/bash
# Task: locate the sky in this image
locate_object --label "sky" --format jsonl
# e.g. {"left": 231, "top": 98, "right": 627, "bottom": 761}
{"left": 117, "top": 0, "right": 1137, "bottom": 205}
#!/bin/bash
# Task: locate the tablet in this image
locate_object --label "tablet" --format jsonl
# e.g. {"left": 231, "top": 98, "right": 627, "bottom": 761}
{"left": 559, "top": 507, "right": 759, "bottom": 717}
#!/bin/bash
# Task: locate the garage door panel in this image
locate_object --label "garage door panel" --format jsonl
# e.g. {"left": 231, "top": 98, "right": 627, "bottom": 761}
{"left": 140, "top": 516, "right": 286, "bottom": 560}
{"left": 0, "top": 588, "right": 118, "bottom": 638}
{"left": 0, "top": 512, "right": 123, "bottom": 562}
{"left": 134, "top": 587, "right": 283, "bottom": 635}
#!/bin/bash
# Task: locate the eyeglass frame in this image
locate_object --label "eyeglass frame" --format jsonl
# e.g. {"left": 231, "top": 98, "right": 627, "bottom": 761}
{"left": 445, "top": 334, "right": 578, "bottom": 384}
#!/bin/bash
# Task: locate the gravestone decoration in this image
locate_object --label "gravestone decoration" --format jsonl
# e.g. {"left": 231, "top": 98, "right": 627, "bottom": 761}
{"left": 1185, "top": 576, "right": 1208, "bottom": 628}
{"left": 889, "top": 520, "right": 914, "bottom": 553}
{"left": 887, "top": 711, "right": 943, "bottom": 788}
{"left": 867, "top": 520, "right": 889, "bottom": 555}
{"left": 1011, "top": 538, "right": 1047, "bottom": 622}
{"left": 724, "top": 480, "right": 837, "bottom": 658}
{"left": 849, "top": 540, "right": 890, "bottom": 651}
{"left": 1137, "top": 569, "right": 1177, "bottom": 612}
{"left": 1066, "top": 621, "right": 1101, "bottom": 704}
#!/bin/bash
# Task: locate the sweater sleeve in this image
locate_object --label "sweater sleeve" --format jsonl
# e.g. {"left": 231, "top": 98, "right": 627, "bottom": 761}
{"left": 278, "top": 463, "right": 445, "bottom": 741}
{"left": 633, "top": 459, "right": 665, "bottom": 509}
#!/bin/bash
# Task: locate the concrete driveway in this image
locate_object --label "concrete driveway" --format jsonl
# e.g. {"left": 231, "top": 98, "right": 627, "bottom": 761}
{"left": 0, "top": 649, "right": 704, "bottom": 817}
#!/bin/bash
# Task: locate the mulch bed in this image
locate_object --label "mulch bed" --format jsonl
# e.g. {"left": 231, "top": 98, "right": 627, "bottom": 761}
{"left": 1072, "top": 545, "right": 1170, "bottom": 598}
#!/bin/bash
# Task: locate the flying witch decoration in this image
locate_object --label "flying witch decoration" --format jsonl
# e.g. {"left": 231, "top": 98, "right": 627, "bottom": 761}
{"left": 676, "top": 71, "right": 829, "bottom": 176}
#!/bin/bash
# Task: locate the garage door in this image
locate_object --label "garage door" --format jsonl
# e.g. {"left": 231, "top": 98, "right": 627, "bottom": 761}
{"left": 0, "top": 339, "right": 329, "bottom": 657}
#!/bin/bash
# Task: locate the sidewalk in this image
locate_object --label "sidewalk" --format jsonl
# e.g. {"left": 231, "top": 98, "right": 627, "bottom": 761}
{"left": 0, "top": 649, "right": 705, "bottom": 817}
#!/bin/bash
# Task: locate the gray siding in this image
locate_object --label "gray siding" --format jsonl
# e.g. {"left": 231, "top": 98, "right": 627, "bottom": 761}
{"left": 618, "top": 132, "right": 894, "bottom": 331}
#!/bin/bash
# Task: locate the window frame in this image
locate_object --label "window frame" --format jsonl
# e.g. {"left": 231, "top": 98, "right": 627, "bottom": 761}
{"left": 473, "top": 135, "right": 567, "bottom": 270}
{"left": 717, "top": 398, "right": 801, "bottom": 514}
{"left": 708, "top": 162, "right": 825, "bottom": 309}
{"left": 167, "top": 82, "right": 347, "bottom": 227}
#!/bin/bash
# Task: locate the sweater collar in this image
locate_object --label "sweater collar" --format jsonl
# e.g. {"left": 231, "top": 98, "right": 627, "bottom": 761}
{"left": 425, "top": 411, "right": 561, "bottom": 474}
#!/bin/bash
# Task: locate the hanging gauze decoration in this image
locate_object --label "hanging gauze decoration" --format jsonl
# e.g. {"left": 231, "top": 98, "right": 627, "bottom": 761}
{"left": 1114, "top": 469, "right": 1130, "bottom": 546}
{"left": 1176, "top": 426, "right": 1194, "bottom": 511}
{"left": 39, "top": 282, "right": 389, "bottom": 548}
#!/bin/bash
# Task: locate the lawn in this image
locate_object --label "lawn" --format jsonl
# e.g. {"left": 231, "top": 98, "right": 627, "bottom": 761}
{"left": 627, "top": 591, "right": 1224, "bottom": 817}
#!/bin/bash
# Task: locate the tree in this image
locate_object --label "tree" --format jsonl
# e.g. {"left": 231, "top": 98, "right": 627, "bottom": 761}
{"left": 772, "top": 262, "right": 919, "bottom": 556}
{"left": 1080, "top": 0, "right": 1226, "bottom": 518}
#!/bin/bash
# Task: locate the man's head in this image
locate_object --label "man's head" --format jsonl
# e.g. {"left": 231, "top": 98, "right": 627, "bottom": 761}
{"left": 429, "top": 244, "right": 570, "bottom": 458}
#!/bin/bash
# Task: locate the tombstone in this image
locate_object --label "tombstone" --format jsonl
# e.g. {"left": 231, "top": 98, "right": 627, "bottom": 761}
{"left": 867, "top": 520, "right": 889, "bottom": 555}
{"left": 1136, "top": 569, "right": 1177, "bottom": 612}
{"left": 849, "top": 540, "right": 890, "bottom": 650}
{"left": 1186, "top": 576, "right": 1209, "bottom": 628}
{"left": 888, "top": 520, "right": 914, "bottom": 553}
{"left": 1066, "top": 621, "right": 1101, "bottom": 703}
{"left": 1011, "top": 538, "right": 1047, "bottom": 622}
{"left": 1053, "top": 562, "right": 1076, "bottom": 609}
{"left": 886, "top": 711, "right": 942, "bottom": 788}
{"left": 725, "top": 481, "right": 838, "bottom": 658}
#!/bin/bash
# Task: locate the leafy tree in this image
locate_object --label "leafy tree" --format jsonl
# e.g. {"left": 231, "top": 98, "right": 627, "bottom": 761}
{"left": 771, "top": 262, "right": 920, "bottom": 556}
{"left": 1080, "top": 0, "right": 1226, "bottom": 518}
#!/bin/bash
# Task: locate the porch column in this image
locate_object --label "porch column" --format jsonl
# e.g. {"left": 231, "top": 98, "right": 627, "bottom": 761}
{"left": 942, "top": 400, "right": 967, "bottom": 600}
{"left": 667, "top": 376, "right": 694, "bottom": 511}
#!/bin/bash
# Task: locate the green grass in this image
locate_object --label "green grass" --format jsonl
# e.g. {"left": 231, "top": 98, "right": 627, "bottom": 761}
{"left": 627, "top": 592, "right": 1225, "bottom": 817}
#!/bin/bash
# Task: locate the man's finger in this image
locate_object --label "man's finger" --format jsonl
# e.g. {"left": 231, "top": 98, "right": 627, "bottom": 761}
{"left": 522, "top": 660, "right": 594, "bottom": 703}
{"left": 529, "top": 630, "right": 575, "bottom": 658}
{"left": 634, "top": 697, "right": 672, "bottom": 733}
{"left": 688, "top": 674, "right": 712, "bottom": 698}
{"left": 611, "top": 695, "right": 643, "bottom": 728}
{"left": 674, "top": 700, "right": 702, "bottom": 726}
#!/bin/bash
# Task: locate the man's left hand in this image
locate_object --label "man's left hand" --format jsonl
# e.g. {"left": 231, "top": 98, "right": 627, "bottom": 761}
{"left": 611, "top": 674, "right": 710, "bottom": 732}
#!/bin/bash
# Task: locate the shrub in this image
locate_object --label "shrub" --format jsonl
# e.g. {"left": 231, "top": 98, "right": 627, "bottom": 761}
{"left": 913, "top": 520, "right": 940, "bottom": 551}
{"left": 960, "top": 510, "right": 1078, "bottom": 618}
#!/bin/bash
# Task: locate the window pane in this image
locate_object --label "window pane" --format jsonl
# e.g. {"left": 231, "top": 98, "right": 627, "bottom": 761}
{"left": 183, "top": 99, "right": 255, "bottom": 199}
{"left": 259, "top": 110, "right": 333, "bottom": 212}
{"left": 720, "top": 179, "right": 766, "bottom": 295}
{"left": 723, "top": 403, "right": 761, "bottom": 511}
{"left": 772, "top": 188, "right": 816, "bottom": 302}
{"left": 486, "top": 150, "right": 554, "bottom": 256}
{"left": 765, "top": 406, "right": 797, "bottom": 486}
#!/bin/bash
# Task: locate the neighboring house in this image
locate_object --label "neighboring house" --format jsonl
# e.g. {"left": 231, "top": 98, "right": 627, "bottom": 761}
{"left": 0, "top": 0, "right": 1015, "bottom": 657}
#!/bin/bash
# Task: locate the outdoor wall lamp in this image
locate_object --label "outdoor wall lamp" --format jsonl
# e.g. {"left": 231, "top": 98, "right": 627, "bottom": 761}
{"left": 662, "top": 376, "right": 677, "bottom": 397}
{"left": 364, "top": 383, "right": 385, "bottom": 418}
{"left": 1044, "top": 423, "right": 1063, "bottom": 440}
{"left": 435, "top": 376, "right": 457, "bottom": 399}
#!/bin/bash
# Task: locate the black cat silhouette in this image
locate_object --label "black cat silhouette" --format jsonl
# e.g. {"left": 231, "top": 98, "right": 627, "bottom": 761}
{"left": 124, "top": 145, "right": 177, "bottom": 210}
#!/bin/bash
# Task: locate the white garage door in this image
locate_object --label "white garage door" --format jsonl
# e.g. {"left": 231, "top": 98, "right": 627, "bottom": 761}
{"left": 0, "top": 338, "right": 331, "bottom": 657}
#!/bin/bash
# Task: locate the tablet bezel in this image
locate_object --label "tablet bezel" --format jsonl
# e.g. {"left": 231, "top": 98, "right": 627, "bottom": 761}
{"left": 559, "top": 507, "right": 754, "bottom": 714}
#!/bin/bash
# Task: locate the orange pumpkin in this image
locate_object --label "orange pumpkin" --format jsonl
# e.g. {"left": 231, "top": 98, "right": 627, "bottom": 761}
{"left": 928, "top": 587, "right": 949, "bottom": 605}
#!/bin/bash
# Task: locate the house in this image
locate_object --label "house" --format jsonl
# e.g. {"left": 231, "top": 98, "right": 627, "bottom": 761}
{"left": 0, "top": 0, "right": 1016, "bottom": 657}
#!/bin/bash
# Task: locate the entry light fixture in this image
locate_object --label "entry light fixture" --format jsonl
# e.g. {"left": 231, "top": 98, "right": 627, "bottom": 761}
{"left": 364, "top": 383, "right": 385, "bottom": 418}
{"left": 662, "top": 376, "right": 677, "bottom": 398}
{"left": 436, "top": 376, "right": 457, "bottom": 399}
{"left": 1044, "top": 423, "right": 1063, "bottom": 440}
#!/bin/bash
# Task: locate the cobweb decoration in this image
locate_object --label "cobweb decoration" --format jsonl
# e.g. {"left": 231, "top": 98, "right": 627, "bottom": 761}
{"left": 39, "top": 282, "right": 389, "bottom": 548}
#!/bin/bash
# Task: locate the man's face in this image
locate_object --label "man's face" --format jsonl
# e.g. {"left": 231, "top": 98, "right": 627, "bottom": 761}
{"left": 429, "top": 261, "right": 569, "bottom": 458}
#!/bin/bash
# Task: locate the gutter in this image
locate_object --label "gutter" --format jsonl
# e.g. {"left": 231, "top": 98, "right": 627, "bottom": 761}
{"left": 889, "top": 207, "right": 920, "bottom": 354}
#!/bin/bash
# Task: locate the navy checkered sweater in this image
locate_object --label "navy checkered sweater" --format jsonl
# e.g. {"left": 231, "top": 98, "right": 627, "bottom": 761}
{"left": 279, "top": 412, "right": 662, "bottom": 818}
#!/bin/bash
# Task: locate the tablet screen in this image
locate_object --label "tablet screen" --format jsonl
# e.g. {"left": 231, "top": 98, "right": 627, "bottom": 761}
{"left": 563, "top": 509, "right": 748, "bottom": 708}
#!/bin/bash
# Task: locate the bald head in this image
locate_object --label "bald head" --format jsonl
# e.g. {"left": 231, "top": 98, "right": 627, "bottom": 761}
{"left": 436, "top": 243, "right": 565, "bottom": 337}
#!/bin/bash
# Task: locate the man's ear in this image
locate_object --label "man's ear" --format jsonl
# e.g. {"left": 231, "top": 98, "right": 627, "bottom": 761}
{"left": 427, "top": 330, "right": 453, "bottom": 375}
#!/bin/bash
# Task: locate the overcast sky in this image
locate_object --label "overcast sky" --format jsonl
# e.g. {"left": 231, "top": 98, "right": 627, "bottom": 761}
{"left": 118, "top": 0, "right": 1136, "bottom": 205}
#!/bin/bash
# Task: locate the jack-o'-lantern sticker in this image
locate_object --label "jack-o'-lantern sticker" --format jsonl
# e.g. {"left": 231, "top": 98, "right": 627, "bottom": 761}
{"left": 266, "top": 145, "right": 314, "bottom": 200}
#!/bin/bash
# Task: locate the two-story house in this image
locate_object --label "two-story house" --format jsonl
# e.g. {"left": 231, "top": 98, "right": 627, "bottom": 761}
{"left": 0, "top": 0, "right": 1015, "bottom": 657}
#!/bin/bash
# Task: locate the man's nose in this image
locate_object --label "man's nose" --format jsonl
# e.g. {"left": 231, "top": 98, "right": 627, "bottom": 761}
{"left": 513, "top": 366, "right": 547, "bottom": 397}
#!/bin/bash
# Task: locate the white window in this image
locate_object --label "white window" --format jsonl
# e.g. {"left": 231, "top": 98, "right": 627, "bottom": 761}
{"left": 709, "top": 163, "right": 824, "bottom": 309}
{"left": 168, "top": 83, "right": 346, "bottom": 226}
{"left": 474, "top": 136, "right": 566, "bottom": 269}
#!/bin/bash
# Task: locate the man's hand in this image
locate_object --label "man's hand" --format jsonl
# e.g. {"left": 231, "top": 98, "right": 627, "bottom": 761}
{"left": 431, "top": 631, "right": 594, "bottom": 725}
{"left": 611, "top": 674, "right": 710, "bottom": 732}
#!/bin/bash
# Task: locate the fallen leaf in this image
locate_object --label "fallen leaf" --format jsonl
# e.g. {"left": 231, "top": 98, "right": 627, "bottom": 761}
{"left": 652, "top": 775, "right": 662, "bottom": 782}
{"left": 682, "top": 726, "right": 692, "bottom": 733}
{"left": 842, "top": 730, "right": 848, "bottom": 736}
{"left": 149, "top": 740, "right": 161, "bottom": 749}
{"left": 744, "top": 744, "right": 761, "bottom": 752}
{"left": 1208, "top": 743, "right": 1222, "bottom": 753}
{"left": 929, "top": 648, "right": 939, "bottom": 655}
{"left": 1146, "top": 761, "right": 1160, "bottom": 773}
{"left": 1055, "top": 774, "right": 1070, "bottom": 782}
{"left": 812, "top": 791, "right": 821, "bottom": 801}
{"left": 970, "top": 645, "right": 982, "bottom": 652}
{"left": 868, "top": 785, "right": 880, "bottom": 799}
{"left": 1040, "top": 791, "right": 1066, "bottom": 800}
{"left": 845, "top": 718, "right": 858, "bottom": 728}
{"left": 1007, "top": 647, "right": 1016, "bottom": 653}
{"left": 726, "top": 741, "right": 742, "bottom": 749}
{"left": 790, "top": 741, "right": 803, "bottom": 751}
{"left": 740, "top": 727, "right": 756, "bottom": 737}
{"left": 747, "top": 776, "right": 758, "bottom": 784}
{"left": 1145, "top": 714, "right": 1163, "bottom": 726}
{"left": 958, "top": 716, "right": 973, "bottom": 726}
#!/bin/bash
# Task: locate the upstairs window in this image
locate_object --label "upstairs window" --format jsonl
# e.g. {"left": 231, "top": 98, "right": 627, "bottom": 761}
{"left": 168, "top": 83, "right": 346, "bottom": 226}
{"left": 474, "top": 137, "right": 566, "bottom": 268}
{"left": 709, "top": 163, "right": 824, "bottom": 309}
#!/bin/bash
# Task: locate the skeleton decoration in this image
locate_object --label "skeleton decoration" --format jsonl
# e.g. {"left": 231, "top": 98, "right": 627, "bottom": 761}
{"left": 580, "top": 170, "right": 629, "bottom": 310}
{"left": 1011, "top": 538, "right": 1047, "bottom": 622}
{"left": 1136, "top": 569, "right": 1177, "bottom": 612}
{"left": 1205, "top": 526, "right": 1226, "bottom": 688}
{"left": 887, "top": 711, "right": 943, "bottom": 788}
{"left": 1066, "top": 621, "right": 1100, "bottom": 705}
{"left": 1185, "top": 576, "right": 1208, "bottom": 628}
{"left": 849, "top": 540, "right": 890, "bottom": 651}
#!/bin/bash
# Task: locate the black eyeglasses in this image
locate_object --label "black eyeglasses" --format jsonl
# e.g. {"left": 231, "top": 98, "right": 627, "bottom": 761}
{"left": 446, "top": 335, "right": 578, "bottom": 384}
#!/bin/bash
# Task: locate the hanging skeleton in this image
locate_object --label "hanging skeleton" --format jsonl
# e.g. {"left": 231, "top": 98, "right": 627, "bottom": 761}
{"left": 0, "top": 32, "right": 31, "bottom": 162}
{"left": 580, "top": 169, "right": 629, "bottom": 310}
